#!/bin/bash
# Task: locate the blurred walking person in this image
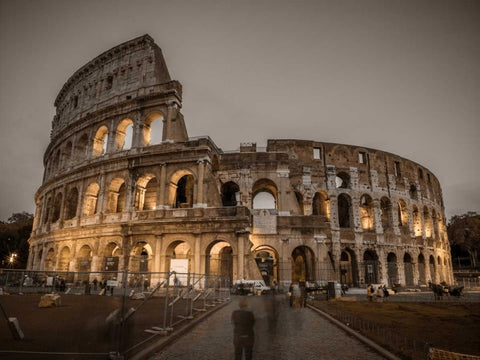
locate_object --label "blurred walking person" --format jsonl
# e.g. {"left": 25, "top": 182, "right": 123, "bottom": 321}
{"left": 231, "top": 298, "right": 255, "bottom": 360}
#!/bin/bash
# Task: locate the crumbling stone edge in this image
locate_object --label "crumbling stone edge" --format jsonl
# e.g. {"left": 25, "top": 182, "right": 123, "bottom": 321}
{"left": 129, "top": 300, "right": 231, "bottom": 360}
{"left": 307, "top": 304, "right": 402, "bottom": 360}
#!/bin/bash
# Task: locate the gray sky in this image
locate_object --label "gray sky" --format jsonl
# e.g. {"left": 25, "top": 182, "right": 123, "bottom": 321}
{"left": 0, "top": 0, "right": 479, "bottom": 221}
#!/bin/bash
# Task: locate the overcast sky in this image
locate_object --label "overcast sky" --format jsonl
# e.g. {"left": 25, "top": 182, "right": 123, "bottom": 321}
{"left": 0, "top": 0, "right": 479, "bottom": 222}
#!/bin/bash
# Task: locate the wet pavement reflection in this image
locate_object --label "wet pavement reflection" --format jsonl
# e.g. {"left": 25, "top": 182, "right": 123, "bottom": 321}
{"left": 150, "top": 295, "right": 386, "bottom": 360}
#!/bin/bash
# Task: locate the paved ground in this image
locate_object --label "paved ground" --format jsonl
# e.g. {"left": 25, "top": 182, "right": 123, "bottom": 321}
{"left": 150, "top": 295, "right": 387, "bottom": 360}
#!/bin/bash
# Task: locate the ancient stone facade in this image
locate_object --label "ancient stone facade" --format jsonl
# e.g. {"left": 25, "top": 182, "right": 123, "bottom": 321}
{"left": 28, "top": 35, "right": 454, "bottom": 288}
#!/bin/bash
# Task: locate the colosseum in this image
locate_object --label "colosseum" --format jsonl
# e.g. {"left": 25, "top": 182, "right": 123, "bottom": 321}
{"left": 27, "top": 34, "right": 453, "bottom": 289}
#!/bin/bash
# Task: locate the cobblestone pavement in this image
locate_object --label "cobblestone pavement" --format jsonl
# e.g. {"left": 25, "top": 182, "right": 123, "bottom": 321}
{"left": 150, "top": 295, "right": 387, "bottom": 360}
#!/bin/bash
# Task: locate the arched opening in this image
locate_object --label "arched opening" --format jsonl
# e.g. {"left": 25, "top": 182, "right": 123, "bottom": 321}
{"left": 424, "top": 207, "right": 432, "bottom": 238}
{"left": 62, "top": 141, "right": 73, "bottom": 168}
{"left": 83, "top": 183, "right": 100, "bottom": 216}
{"left": 340, "top": 248, "right": 357, "bottom": 287}
{"left": 115, "top": 119, "right": 134, "bottom": 151}
{"left": 206, "top": 241, "right": 233, "bottom": 286}
{"left": 169, "top": 170, "right": 195, "bottom": 208}
{"left": 253, "top": 246, "right": 278, "bottom": 287}
{"left": 412, "top": 205, "right": 422, "bottom": 236}
{"left": 143, "top": 112, "right": 164, "bottom": 145}
{"left": 43, "top": 196, "right": 52, "bottom": 224}
{"left": 291, "top": 246, "right": 315, "bottom": 283}
{"left": 312, "top": 191, "right": 330, "bottom": 220}
{"left": 387, "top": 252, "right": 398, "bottom": 287}
{"left": 135, "top": 174, "right": 157, "bottom": 210}
{"left": 363, "top": 250, "right": 379, "bottom": 284}
{"left": 107, "top": 178, "right": 126, "bottom": 213}
{"left": 103, "top": 242, "right": 121, "bottom": 272}
{"left": 57, "top": 246, "right": 70, "bottom": 271}
{"left": 130, "top": 242, "right": 152, "bottom": 273}
{"left": 397, "top": 200, "right": 408, "bottom": 227}
{"left": 92, "top": 125, "right": 109, "bottom": 157}
{"left": 418, "top": 254, "right": 426, "bottom": 285}
{"left": 380, "top": 197, "right": 393, "bottom": 230}
{"left": 409, "top": 183, "right": 418, "bottom": 200}
{"left": 335, "top": 172, "right": 350, "bottom": 189}
{"left": 44, "top": 248, "right": 55, "bottom": 271}
{"left": 252, "top": 179, "right": 278, "bottom": 210}
{"left": 77, "top": 245, "right": 92, "bottom": 283}
{"left": 166, "top": 241, "right": 192, "bottom": 286}
{"left": 64, "top": 187, "right": 79, "bottom": 220}
{"left": 221, "top": 181, "right": 240, "bottom": 206}
{"left": 429, "top": 255, "right": 436, "bottom": 282}
{"left": 36, "top": 249, "right": 43, "bottom": 270}
{"left": 338, "top": 193, "right": 352, "bottom": 228}
{"left": 52, "top": 150, "right": 61, "bottom": 173}
{"left": 360, "top": 194, "right": 374, "bottom": 230}
{"left": 75, "top": 133, "right": 89, "bottom": 162}
{"left": 51, "top": 192, "right": 63, "bottom": 223}
{"left": 404, "top": 253, "right": 414, "bottom": 286}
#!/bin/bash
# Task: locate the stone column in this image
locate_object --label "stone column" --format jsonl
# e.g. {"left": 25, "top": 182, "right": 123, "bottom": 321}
{"left": 351, "top": 196, "right": 361, "bottom": 231}
{"left": 195, "top": 160, "right": 206, "bottom": 207}
{"left": 131, "top": 112, "right": 143, "bottom": 148}
{"left": 194, "top": 233, "right": 201, "bottom": 275}
{"left": 97, "top": 172, "right": 107, "bottom": 215}
{"left": 157, "top": 163, "right": 167, "bottom": 208}
{"left": 373, "top": 199, "right": 383, "bottom": 234}
{"left": 329, "top": 195, "right": 339, "bottom": 230}
{"left": 27, "top": 247, "right": 34, "bottom": 270}
{"left": 237, "top": 234, "right": 245, "bottom": 281}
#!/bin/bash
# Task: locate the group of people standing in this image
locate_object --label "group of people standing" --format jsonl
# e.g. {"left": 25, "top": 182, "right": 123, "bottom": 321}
{"left": 366, "top": 284, "right": 390, "bottom": 301}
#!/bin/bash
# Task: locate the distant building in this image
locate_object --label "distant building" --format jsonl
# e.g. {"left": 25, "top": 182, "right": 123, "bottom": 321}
{"left": 28, "top": 35, "right": 453, "bottom": 288}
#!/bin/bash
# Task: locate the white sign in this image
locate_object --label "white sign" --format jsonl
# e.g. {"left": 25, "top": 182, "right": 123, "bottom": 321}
{"left": 170, "top": 259, "right": 189, "bottom": 286}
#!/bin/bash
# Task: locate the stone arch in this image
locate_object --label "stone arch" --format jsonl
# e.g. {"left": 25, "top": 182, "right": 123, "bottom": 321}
{"left": 363, "top": 250, "right": 379, "bottom": 284}
{"left": 412, "top": 205, "right": 422, "bottom": 236}
{"left": 103, "top": 242, "right": 122, "bottom": 272}
{"left": 387, "top": 252, "right": 398, "bottom": 287}
{"left": 43, "top": 196, "right": 52, "bottom": 224}
{"left": 312, "top": 190, "right": 329, "bottom": 219}
{"left": 135, "top": 173, "right": 157, "bottom": 210}
{"left": 169, "top": 170, "right": 195, "bottom": 208}
{"left": 75, "top": 133, "right": 89, "bottom": 162}
{"left": 429, "top": 255, "right": 436, "bottom": 282}
{"left": 143, "top": 111, "right": 165, "bottom": 146}
{"left": 338, "top": 193, "right": 352, "bottom": 228}
{"left": 130, "top": 241, "right": 153, "bottom": 273}
{"left": 360, "top": 194, "right": 374, "bottom": 230}
{"left": 404, "top": 253, "right": 414, "bottom": 286}
{"left": 380, "top": 197, "right": 393, "bottom": 230}
{"left": 252, "top": 178, "right": 278, "bottom": 210}
{"left": 52, "top": 149, "right": 61, "bottom": 173}
{"left": 51, "top": 192, "right": 63, "bottom": 223}
{"left": 397, "top": 199, "right": 408, "bottom": 227}
{"left": 424, "top": 207, "right": 432, "bottom": 237}
{"left": 418, "top": 253, "right": 426, "bottom": 285}
{"left": 107, "top": 178, "right": 126, "bottom": 213}
{"left": 206, "top": 239, "right": 234, "bottom": 285}
{"left": 335, "top": 171, "right": 350, "bottom": 189}
{"left": 64, "top": 187, "right": 79, "bottom": 220}
{"left": 291, "top": 246, "right": 315, "bottom": 283}
{"left": 165, "top": 240, "right": 193, "bottom": 276}
{"left": 44, "top": 248, "right": 55, "bottom": 271}
{"left": 62, "top": 141, "right": 73, "bottom": 168}
{"left": 253, "top": 245, "right": 279, "bottom": 287}
{"left": 77, "top": 244, "right": 93, "bottom": 282}
{"left": 83, "top": 182, "right": 100, "bottom": 216}
{"left": 221, "top": 181, "right": 240, "bottom": 206}
{"left": 115, "top": 118, "right": 134, "bottom": 151}
{"left": 57, "top": 246, "right": 70, "bottom": 271}
{"left": 340, "top": 248, "right": 358, "bottom": 286}
{"left": 92, "top": 125, "right": 109, "bottom": 157}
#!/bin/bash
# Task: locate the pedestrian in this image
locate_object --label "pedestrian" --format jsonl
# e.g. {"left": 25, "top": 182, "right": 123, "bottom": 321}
{"left": 288, "top": 283, "right": 294, "bottom": 307}
{"left": 367, "top": 284, "right": 375, "bottom": 302}
{"left": 376, "top": 284, "right": 384, "bottom": 302}
{"left": 382, "top": 285, "right": 390, "bottom": 300}
{"left": 231, "top": 298, "right": 255, "bottom": 360}
{"left": 93, "top": 278, "right": 98, "bottom": 291}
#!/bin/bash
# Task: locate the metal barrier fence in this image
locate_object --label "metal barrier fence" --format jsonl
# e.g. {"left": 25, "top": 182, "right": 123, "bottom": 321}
{"left": 0, "top": 269, "right": 230, "bottom": 359}
{"left": 455, "top": 277, "right": 480, "bottom": 290}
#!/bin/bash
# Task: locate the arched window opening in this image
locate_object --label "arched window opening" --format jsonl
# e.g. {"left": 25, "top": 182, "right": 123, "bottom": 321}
{"left": 77, "top": 245, "right": 92, "bottom": 282}
{"left": 335, "top": 172, "right": 350, "bottom": 189}
{"left": 206, "top": 241, "right": 233, "bottom": 286}
{"left": 175, "top": 175, "right": 194, "bottom": 208}
{"left": 429, "top": 255, "right": 436, "bottom": 283}
{"left": 52, "top": 150, "right": 61, "bottom": 173}
{"left": 62, "top": 142, "right": 73, "bottom": 168}
{"left": 360, "top": 194, "right": 374, "bottom": 230}
{"left": 363, "top": 250, "right": 379, "bottom": 284}
{"left": 221, "top": 181, "right": 240, "bottom": 206}
{"left": 83, "top": 183, "right": 100, "bottom": 216}
{"left": 312, "top": 191, "right": 330, "bottom": 220}
{"left": 51, "top": 193, "right": 63, "bottom": 223}
{"left": 412, "top": 205, "right": 422, "bottom": 236}
{"left": 130, "top": 242, "right": 152, "bottom": 273}
{"left": 424, "top": 207, "right": 432, "bottom": 238}
{"left": 75, "top": 134, "right": 89, "bottom": 162}
{"left": 418, "top": 254, "right": 426, "bottom": 285}
{"left": 107, "top": 178, "right": 126, "bottom": 213}
{"left": 115, "top": 119, "right": 134, "bottom": 151}
{"left": 380, "top": 197, "right": 392, "bottom": 230}
{"left": 252, "top": 179, "right": 278, "bottom": 210}
{"left": 292, "top": 246, "right": 315, "bottom": 283}
{"left": 387, "top": 252, "right": 398, "bottom": 287}
{"left": 57, "top": 246, "right": 70, "bottom": 271}
{"left": 404, "top": 253, "right": 414, "bottom": 286}
{"left": 397, "top": 200, "right": 408, "bottom": 227}
{"left": 93, "top": 125, "right": 109, "bottom": 157}
{"left": 43, "top": 197, "right": 52, "bottom": 224}
{"left": 65, "top": 188, "right": 79, "bottom": 220}
{"left": 166, "top": 241, "right": 192, "bottom": 284}
{"left": 252, "top": 247, "right": 278, "bottom": 287}
{"left": 103, "top": 242, "right": 121, "bottom": 272}
{"left": 338, "top": 194, "right": 352, "bottom": 228}
{"left": 135, "top": 174, "right": 157, "bottom": 211}
{"left": 409, "top": 184, "right": 418, "bottom": 200}
{"left": 144, "top": 112, "right": 164, "bottom": 146}
{"left": 340, "top": 248, "right": 357, "bottom": 287}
